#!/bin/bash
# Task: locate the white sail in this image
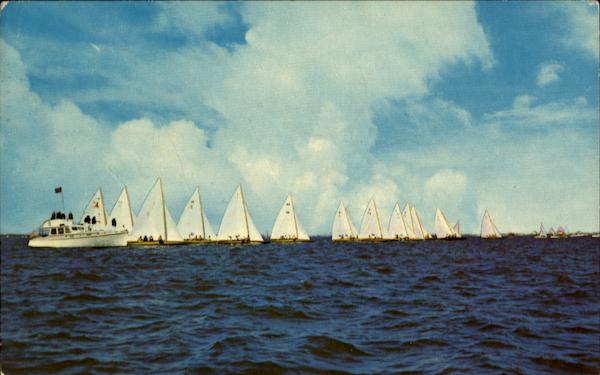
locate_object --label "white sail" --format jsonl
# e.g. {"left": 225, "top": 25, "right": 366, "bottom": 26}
{"left": 358, "top": 198, "right": 383, "bottom": 240}
{"left": 80, "top": 188, "right": 108, "bottom": 227}
{"left": 332, "top": 201, "right": 356, "bottom": 240}
{"left": 453, "top": 220, "right": 462, "bottom": 238}
{"left": 435, "top": 208, "right": 455, "bottom": 239}
{"left": 386, "top": 203, "right": 409, "bottom": 240}
{"left": 347, "top": 206, "right": 359, "bottom": 237}
{"left": 480, "top": 209, "right": 502, "bottom": 239}
{"left": 130, "top": 178, "right": 183, "bottom": 242}
{"left": 535, "top": 222, "right": 546, "bottom": 238}
{"left": 217, "top": 185, "right": 264, "bottom": 242}
{"left": 409, "top": 206, "right": 425, "bottom": 240}
{"left": 402, "top": 203, "right": 417, "bottom": 239}
{"left": 271, "top": 193, "right": 310, "bottom": 241}
{"left": 178, "top": 187, "right": 215, "bottom": 241}
{"left": 109, "top": 186, "right": 134, "bottom": 232}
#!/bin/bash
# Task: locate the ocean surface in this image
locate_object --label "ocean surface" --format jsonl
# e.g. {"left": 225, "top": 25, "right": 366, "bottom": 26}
{"left": 1, "top": 235, "right": 599, "bottom": 374}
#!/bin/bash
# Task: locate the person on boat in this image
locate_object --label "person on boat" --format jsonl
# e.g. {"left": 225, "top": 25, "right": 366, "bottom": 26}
{"left": 91, "top": 216, "right": 97, "bottom": 225}
{"left": 51, "top": 212, "right": 56, "bottom": 220}
{"left": 111, "top": 218, "right": 117, "bottom": 227}
{"left": 68, "top": 212, "right": 73, "bottom": 220}
{"left": 143, "top": 235, "right": 148, "bottom": 242}
{"left": 84, "top": 215, "right": 91, "bottom": 224}
{"left": 158, "top": 235, "right": 164, "bottom": 244}
{"left": 138, "top": 236, "right": 143, "bottom": 241}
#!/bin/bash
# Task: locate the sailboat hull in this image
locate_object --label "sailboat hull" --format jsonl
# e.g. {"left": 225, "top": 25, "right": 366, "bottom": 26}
{"left": 127, "top": 240, "right": 184, "bottom": 246}
{"left": 29, "top": 231, "right": 128, "bottom": 248}
{"left": 271, "top": 239, "right": 312, "bottom": 243}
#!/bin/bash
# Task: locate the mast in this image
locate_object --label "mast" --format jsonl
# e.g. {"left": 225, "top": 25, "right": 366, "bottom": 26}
{"left": 239, "top": 185, "right": 250, "bottom": 241}
{"left": 125, "top": 185, "right": 134, "bottom": 227}
{"left": 159, "top": 177, "right": 167, "bottom": 241}
{"left": 289, "top": 193, "right": 299, "bottom": 239}
{"left": 99, "top": 187, "right": 107, "bottom": 226}
{"left": 198, "top": 187, "right": 206, "bottom": 238}
{"left": 373, "top": 199, "right": 383, "bottom": 238}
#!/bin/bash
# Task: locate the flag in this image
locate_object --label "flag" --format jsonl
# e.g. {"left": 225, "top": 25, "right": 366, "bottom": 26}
{"left": 54, "top": 186, "right": 62, "bottom": 193}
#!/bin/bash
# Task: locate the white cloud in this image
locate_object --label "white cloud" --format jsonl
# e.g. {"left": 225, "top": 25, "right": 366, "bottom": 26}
{"left": 536, "top": 61, "right": 564, "bottom": 87}
{"left": 558, "top": 2, "right": 599, "bottom": 59}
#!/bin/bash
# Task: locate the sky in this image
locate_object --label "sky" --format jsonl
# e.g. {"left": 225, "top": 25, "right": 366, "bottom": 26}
{"left": 0, "top": 1, "right": 598, "bottom": 235}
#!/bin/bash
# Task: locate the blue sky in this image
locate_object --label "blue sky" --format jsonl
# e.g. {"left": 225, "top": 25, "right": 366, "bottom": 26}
{"left": 1, "top": 2, "right": 598, "bottom": 234}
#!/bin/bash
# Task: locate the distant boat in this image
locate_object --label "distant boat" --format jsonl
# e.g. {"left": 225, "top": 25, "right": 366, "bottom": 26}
{"left": 435, "top": 208, "right": 461, "bottom": 240}
{"left": 480, "top": 209, "right": 502, "bottom": 239}
{"left": 216, "top": 185, "right": 264, "bottom": 244}
{"left": 534, "top": 223, "right": 546, "bottom": 239}
{"left": 29, "top": 189, "right": 127, "bottom": 248}
{"left": 358, "top": 198, "right": 385, "bottom": 241}
{"left": 453, "top": 220, "right": 462, "bottom": 238}
{"left": 80, "top": 188, "right": 109, "bottom": 228}
{"left": 178, "top": 187, "right": 216, "bottom": 243}
{"left": 270, "top": 193, "right": 310, "bottom": 242}
{"left": 109, "top": 186, "right": 134, "bottom": 233}
{"left": 332, "top": 201, "right": 358, "bottom": 241}
{"left": 409, "top": 205, "right": 430, "bottom": 240}
{"left": 128, "top": 177, "right": 183, "bottom": 245}
{"left": 402, "top": 203, "right": 418, "bottom": 240}
{"left": 385, "top": 203, "right": 409, "bottom": 240}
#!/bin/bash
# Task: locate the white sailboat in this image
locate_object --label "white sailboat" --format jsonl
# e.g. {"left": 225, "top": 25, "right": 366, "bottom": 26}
{"left": 402, "top": 203, "right": 418, "bottom": 240}
{"left": 409, "top": 205, "right": 428, "bottom": 240}
{"left": 270, "top": 193, "right": 310, "bottom": 242}
{"left": 332, "top": 201, "right": 358, "bottom": 241}
{"left": 109, "top": 186, "right": 134, "bottom": 233}
{"left": 358, "top": 198, "right": 385, "bottom": 241}
{"left": 435, "top": 208, "right": 455, "bottom": 239}
{"left": 80, "top": 188, "right": 109, "bottom": 228}
{"left": 129, "top": 177, "right": 183, "bottom": 245}
{"left": 534, "top": 223, "right": 547, "bottom": 239}
{"left": 480, "top": 209, "right": 502, "bottom": 239}
{"left": 178, "top": 187, "right": 216, "bottom": 242}
{"left": 216, "top": 185, "right": 264, "bottom": 243}
{"left": 453, "top": 220, "right": 462, "bottom": 238}
{"left": 385, "top": 203, "right": 409, "bottom": 240}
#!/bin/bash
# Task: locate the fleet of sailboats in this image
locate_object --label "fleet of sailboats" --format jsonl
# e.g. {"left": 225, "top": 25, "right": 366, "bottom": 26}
{"left": 31, "top": 178, "right": 596, "bottom": 248}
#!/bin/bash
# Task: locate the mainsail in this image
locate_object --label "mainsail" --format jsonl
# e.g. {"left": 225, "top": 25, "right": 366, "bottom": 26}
{"left": 402, "top": 203, "right": 417, "bottom": 239}
{"left": 271, "top": 193, "right": 310, "bottom": 241}
{"left": 386, "top": 203, "right": 409, "bottom": 240}
{"left": 480, "top": 209, "right": 502, "bottom": 239}
{"left": 80, "top": 188, "right": 108, "bottom": 227}
{"left": 358, "top": 198, "right": 383, "bottom": 240}
{"left": 453, "top": 220, "right": 462, "bottom": 238}
{"left": 435, "top": 208, "right": 455, "bottom": 239}
{"left": 178, "top": 187, "right": 215, "bottom": 241}
{"left": 535, "top": 222, "right": 546, "bottom": 239}
{"left": 109, "top": 186, "right": 134, "bottom": 232}
{"left": 130, "top": 178, "right": 183, "bottom": 242}
{"left": 217, "top": 185, "right": 264, "bottom": 242}
{"left": 410, "top": 206, "right": 426, "bottom": 240}
{"left": 332, "top": 201, "right": 356, "bottom": 240}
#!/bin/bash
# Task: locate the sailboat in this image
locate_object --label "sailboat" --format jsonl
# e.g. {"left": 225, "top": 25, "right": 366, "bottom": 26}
{"left": 332, "top": 201, "right": 358, "bottom": 241}
{"left": 435, "top": 208, "right": 460, "bottom": 240}
{"left": 80, "top": 188, "right": 109, "bottom": 228}
{"left": 453, "top": 220, "right": 462, "bottom": 238}
{"left": 109, "top": 186, "right": 134, "bottom": 233}
{"left": 128, "top": 177, "right": 183, "bottom": 245}
{"left": 385, "top": 203, "right": 409, "bottom": 240}
{"left": 480, "top": 209, "right": 502, "bottom": 239}
{"left": 178, "top": 187, "right": 216, "bottom": 243}
{"left": 534, "top": 223, "right": 547, "bottom": 239}
{"left": 402, "top": 203, "right": 418, "bottom": 240}
{"left": 216, "top": 185, "right": 264, "bottom": 244}
{"left": 409, "top": 205, "right": 430, "bottom": 240}
{"left": 270, "top": 193, "right": 311, "bottom": 242}
{"left": 358, "top": 198, "right": 385, "bottom": 241}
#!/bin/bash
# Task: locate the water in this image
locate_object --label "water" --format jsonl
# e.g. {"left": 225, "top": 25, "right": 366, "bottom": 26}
{"left": 1, "top": 235, "right": 599, "bottom": 374}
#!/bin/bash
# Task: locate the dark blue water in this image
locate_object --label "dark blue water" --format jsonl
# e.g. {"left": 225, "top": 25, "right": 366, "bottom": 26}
{"left": 1, "top": 235, "right": 599, "bottom": 374}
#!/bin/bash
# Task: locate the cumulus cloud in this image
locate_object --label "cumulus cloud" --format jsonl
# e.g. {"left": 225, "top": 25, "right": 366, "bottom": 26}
{"left": 558, "top": 2, "right": 599, "bottom": 60}
{"left": 536, "top": 61, "right": 564, "bottom": 87}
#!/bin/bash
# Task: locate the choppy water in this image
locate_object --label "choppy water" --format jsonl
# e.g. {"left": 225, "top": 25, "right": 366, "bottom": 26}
{"left": 1, "top": 235, "right": 599, "bottom": 374}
